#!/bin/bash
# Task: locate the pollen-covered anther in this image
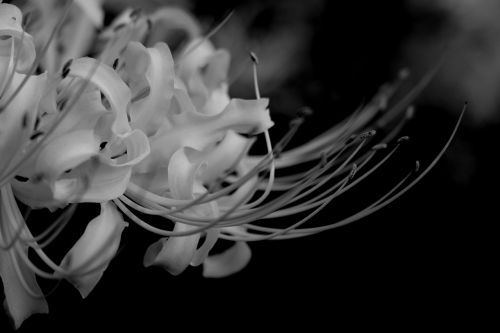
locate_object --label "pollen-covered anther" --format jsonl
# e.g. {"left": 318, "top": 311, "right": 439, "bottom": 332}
{"left": 358, "top": 129, "right": 377, "bottom": 140}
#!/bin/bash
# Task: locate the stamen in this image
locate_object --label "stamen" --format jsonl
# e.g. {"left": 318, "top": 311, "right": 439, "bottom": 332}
{"left": 182, "top": 10, "right": 235, "bottom": 58}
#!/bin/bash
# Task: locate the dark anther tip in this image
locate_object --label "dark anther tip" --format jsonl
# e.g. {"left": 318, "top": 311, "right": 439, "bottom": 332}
{"left": 249, "top": 52, "right": 259, "bottom": 65}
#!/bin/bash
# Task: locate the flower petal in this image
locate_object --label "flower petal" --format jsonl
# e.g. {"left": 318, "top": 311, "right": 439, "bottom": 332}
{"left": 61, "top": 129, "right": 150, "bottom": 203}
{"left": 202, "top": 242, "right": 252, "bottom": 278}
{"left": 143, "top": 223, "right": 200, "bottom": 276}
{"left": 0, "top": 3, "right": 36, "bottom": 73}
{"left": 190, "top": 227, "right": 220, "bottom": 267}
{"left": 67, "top": 57, "right": 131, "bottom": 136}
{"left": 60, "top": 202, "right": 127, "bottom": 298}
{"left": 124, "top": 41, "right": 175, "bottom": 136}
{"left": 0, "top": 186, "right": 48, "bottom": 329}
{"left": 0, "top": 72, "right": 46, "bottom": 176}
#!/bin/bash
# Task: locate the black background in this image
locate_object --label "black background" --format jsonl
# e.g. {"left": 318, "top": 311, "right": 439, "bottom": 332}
{"left": 1, "top": 0, "right": 493, "bottom": 330}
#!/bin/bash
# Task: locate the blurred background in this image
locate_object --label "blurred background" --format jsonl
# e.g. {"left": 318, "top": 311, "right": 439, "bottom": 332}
{"left": 2, "top": 0, "right": 494, "bottom": 330}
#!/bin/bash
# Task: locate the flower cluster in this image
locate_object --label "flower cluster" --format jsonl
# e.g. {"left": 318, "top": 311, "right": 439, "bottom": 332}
{"left": 0, "top": 0, "right": 460, "bottom": 329}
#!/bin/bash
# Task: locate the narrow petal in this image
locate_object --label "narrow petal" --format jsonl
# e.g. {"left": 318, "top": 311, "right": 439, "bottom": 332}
{"left": 67, "top": 57, "right": 132, "bottom": 135}
{"left": 190, "top": 227, "right": 220, "bottom": 267}
{"left": 143, "top": 223, "right": 200, "bottom": 276}
{"left": 125, "top": 41, "right": 175, "bottom": 136}
{"left": 0, "top": 3, "right": 36, "bottom": 73}
{"left": 202, "top": 242, "right": 252, "bottom": 278}
{"left": 60, "top": 202, "right": 127, "bottom": 298}
{"left": 0, "top": 186, "right": 48, "bottom": 329}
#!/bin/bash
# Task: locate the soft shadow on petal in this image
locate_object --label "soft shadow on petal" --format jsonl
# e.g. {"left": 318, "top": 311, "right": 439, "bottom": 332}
{"left": 60, "top": 202, "right": 128, "bottom": 298}
{"left": 202, "top": 241, "right": 252, "bottom": 278}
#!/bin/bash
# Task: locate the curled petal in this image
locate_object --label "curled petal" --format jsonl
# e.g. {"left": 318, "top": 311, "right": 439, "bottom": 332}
{"left": 136, "top": 92, "right": 272, "bottom": 174}
{"left": 202, "top": 242, "right": 252, "bottom": 278}
{"left": 125, "top": 41, "right": 175, "bottom": 136}
{"left": 61, "top": 129, "right": 150, "bottom": 203}
{"left": 143, "top": 223, "right": 200, "bottom": 276}
{"left": 200, "top": 130, "right": 254, "bottom": 183}
{"left": 60, "top": 202, "right": 128, "bottom": 298}
{"left": 0, "top": 3, "right": 36, "bottom": 72}
{"left": 68, "top": 57, "right": 131, "bottom": 136}
{"left": 168, "top": 147, "right": 205, "bottom": 200}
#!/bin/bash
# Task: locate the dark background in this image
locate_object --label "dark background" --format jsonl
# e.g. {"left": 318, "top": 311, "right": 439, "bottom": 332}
{"left": 1, "top": 0, "right": 493, "bottom": 330}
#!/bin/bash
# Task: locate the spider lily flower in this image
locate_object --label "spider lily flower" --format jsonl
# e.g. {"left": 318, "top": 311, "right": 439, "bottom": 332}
{"left": 0, "top": 2, "right": 148, "bottom": 328}
{"left": 0, "top": 1, "right": 463, "bottom": 329}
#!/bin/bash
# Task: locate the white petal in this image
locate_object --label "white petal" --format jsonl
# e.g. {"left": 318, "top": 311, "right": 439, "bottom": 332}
{"left": 68, "top": 57, "right": 131, "bottom": 135}
{"left": 60, "top": 202, "right": 127, "bottom": 298}
{"left": 34, "top": 130, "right": 100, "bottom": 180}
{"left": 202, "top": 242, "right": 252, "bottom": 278}
{"left": 190, "top": 227, "right": 220, "bottom": 267}
{"left": 0, "top": 72, "right": 46, "bottom": 175}
{"left": 0, "top": 3, "right": 36, "bottom": 72}
{"left": 143, "top": 223, "right": 200, "bottom": 276}
{"left": 0, "top": 186, "right": 48, "bottom": 329}
{"left": 128, "top": 42, "right": 175, "bottom": 136}
{"left": 74, "top": 0, "right": 104, "bottom": 27}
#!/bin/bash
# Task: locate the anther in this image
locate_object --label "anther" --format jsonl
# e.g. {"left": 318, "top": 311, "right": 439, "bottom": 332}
{"left": 62, "top": 58, "right": 72, "bottom": 79}
{"left": 14, "top": 175, "right": 29, "bottom": 182}
{"left": 397, "top": 136, "right": 410, "bottom": 143}
{"left": 249, "top": 52, "right": 259, "bottom": 65}
{"left": 345, "top": 135, "right": 357, "bottom": 145}
{"left": 30, "top": 131, "right": 44, "bottom": 140}
{"left": 358, "top": 130, "right": 376, "bottom": 140}
{"left": 34, "top": 116, "right": 41, "bottom": 130}
{"left": 113, "top": 58, "right": 119, "bottom": 70}
{"left": 371, "top": 143, "right": 387, "bottom": 150}
{"left": 21, "top": 113, "right": 29, "bottom": 128}
{"left": 349, "top": 163, "right": 358, "bottom": 180}
{"left": 415, "top": 160, "right": 420, "bottom": 173}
